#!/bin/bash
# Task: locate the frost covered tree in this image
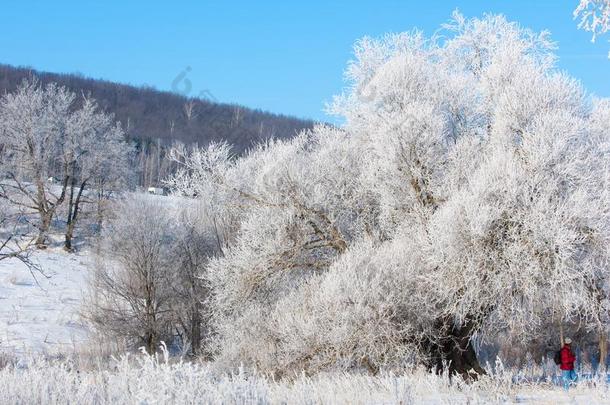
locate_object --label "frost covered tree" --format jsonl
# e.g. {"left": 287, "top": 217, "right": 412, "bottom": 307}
{"left": 170, "top": 13, "right": 610, "bottom": 378}
{"left": 167, "top": 203, "right": 217, "bottom": 356}
{"left": 87, "top": 195, "right": 177, "bottom": 353}
{"left": 87, "top": 194, "right": 216, "bottom": 355}
{"left": 0, "top": 79, "right": 129, "bottom": 249}
{"left": 62, "top": 97, "right": 129, "bottom": 251}
{"left": 170, "top": 131, "right": 383, "bottom": 374}
{"left": 0, "top": 80, "right": 74, "bottom": 247}
{"left": 328, "top": 12, "right": 610, "bottom": 377}
{"left": 575, "top": 0, "right": 610, "bottom": 50}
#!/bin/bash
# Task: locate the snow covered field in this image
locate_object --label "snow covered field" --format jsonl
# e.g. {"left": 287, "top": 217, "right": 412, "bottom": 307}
{"left": 1, "top": 356, "right": 609, "bottom": 404}
{"left": 1, "top": 247, "right": 610, "bottom": 404}
{"left": 2, "top": 240, "right": 610, "bottom": 403}
{"left": 0, "top": 244, "right": 90, "bottom": 356}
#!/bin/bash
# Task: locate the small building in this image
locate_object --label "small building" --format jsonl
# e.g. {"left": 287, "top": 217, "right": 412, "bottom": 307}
{"left": 147, "top": 187, "right": 166, "bottom": 196}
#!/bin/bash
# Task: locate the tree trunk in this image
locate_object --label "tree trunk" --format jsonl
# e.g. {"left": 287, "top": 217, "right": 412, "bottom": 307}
{"left": 64, "top": 222, "right": 75, "bottom": 251}
{"left": 64, "top": 179, "right": 86, "bottom": 252}
{"left": 96, "top": 187, "right": 105, "bottom": 230}
{"left": 35, "top": 168, "right": 70, "bottom": 249}
{"left": 425, "top": 319, "right": 487, "bottom": 381}
{"left": 190, "top": 303, "right": 201, "bottom": 356}
{"left": 600, "top": 330, "right": 607, "bottom": 375}
{"left": 64, "top": 177, "right": 76, "bottom": 251}
{"left": 145, "top": 331, "right": 156, "bottom": 355}
{"left": 35, "top": 212, "right": 52, "bottom": 248}
{"left": 144, "top": 277, "right": 157, "bottom": 354}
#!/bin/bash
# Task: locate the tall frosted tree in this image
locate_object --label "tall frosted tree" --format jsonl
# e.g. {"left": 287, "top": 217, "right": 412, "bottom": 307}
{"left": 170, "top": 13, "right": 610, "bottom": 378}
{"left": 0, "top": 79, "right": 129, "bottom": 249}
{"left": 87, "top": 195, "right": 176, "bottom": 353}
{"left": 0, "top": 80, "right": 73, "bottom": 247}
{"left": 86, "top": 194, "right": 217, "bottom": 355}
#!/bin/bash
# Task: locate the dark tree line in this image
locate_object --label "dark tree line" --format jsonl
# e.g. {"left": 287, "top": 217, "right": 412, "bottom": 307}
{"left": 0, "top": 64, "right": 317, "bottom": 155}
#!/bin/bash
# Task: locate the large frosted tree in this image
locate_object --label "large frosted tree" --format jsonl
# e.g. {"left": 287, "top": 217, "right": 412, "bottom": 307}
{"left": 170, "top": 13, "right": 610, "bottom": 378}
{"left": 86, "top": 194, "right": 217, "bottom": 355}
{"left": 87, "top": 195, "right": 177, "bottom": 353}
{"left": 0, "top": 79, "right": 128, "bottom": 249}
{"left": 0, "top": 80, "right": 73, "bottom": 247}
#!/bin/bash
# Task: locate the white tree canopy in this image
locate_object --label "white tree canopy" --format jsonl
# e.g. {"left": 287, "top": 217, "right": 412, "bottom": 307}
{"left": 0, "top": 79, "right": 129, "bottom": 248}
{"left": 170, "top": 13, "right": 610, "bottom": 376}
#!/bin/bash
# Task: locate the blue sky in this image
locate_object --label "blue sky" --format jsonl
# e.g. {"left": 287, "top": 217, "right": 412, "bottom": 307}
{"left": 1, "top": 0, "right": 608, "bottom": 122}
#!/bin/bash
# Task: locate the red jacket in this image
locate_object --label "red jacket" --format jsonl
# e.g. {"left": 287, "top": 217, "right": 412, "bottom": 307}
{"left": 560, "top": 345, "right": 576, "bottom": 371}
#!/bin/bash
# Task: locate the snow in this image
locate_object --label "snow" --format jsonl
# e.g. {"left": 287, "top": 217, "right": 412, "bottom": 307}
{"left": 1, "top": 240, "right": 610, "bottom": 403}
{"left": 0, "top": 245, "right": 90, "bottom": 356}
{"left": 1, "top": 358, "right": 610, "bottom": 404}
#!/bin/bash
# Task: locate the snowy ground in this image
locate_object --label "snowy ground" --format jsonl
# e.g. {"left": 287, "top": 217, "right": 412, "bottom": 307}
{"left": 0, "top": 243, "right": 90, "bottom": 356}
{"left": 2, "top": 242, "right": 610, "bottom": 403}
{"left": 1, "top": 357, "right": 610, "bottom": 404}
{"left": 0, "top": 193, "right": 191, "bottom": 358}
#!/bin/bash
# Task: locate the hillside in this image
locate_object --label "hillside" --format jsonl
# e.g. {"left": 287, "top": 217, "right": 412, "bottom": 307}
{"left": 0, "top": 64, "right": 316, "bottom": 154}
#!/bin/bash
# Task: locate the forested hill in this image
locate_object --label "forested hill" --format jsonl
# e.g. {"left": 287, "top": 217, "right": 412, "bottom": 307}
{"left": 0, "top": 64, "right": 316, "bottom": 153}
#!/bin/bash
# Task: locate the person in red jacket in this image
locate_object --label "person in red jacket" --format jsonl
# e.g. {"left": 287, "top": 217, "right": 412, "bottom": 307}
{"left": 560, "top": 338, "right": 577, "bottom": 390}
